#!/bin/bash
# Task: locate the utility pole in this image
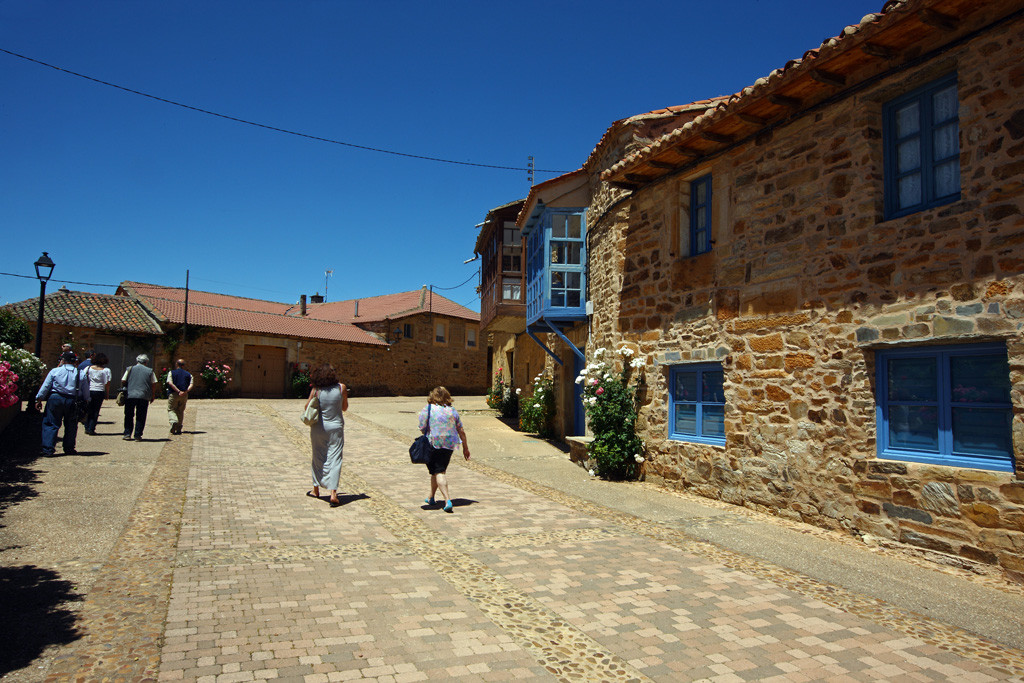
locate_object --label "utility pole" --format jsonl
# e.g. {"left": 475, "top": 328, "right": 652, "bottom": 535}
{"left": 182, "top": 269, "right": 190, "bottom": 341}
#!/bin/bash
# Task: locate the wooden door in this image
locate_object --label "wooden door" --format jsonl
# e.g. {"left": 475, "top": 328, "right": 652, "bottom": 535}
{"left": 242, "top": 345, "right": 287, "bottom": 398}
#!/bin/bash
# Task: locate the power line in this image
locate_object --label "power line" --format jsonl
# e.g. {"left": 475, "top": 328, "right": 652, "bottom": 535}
{"left": 432, "top": 270, "right": 479, "bottom": 291}
{"left": 0, "top": 272, "right": 118, "bottom": 288}
{"left": 1, "top": 48, "right": 571, "bottom": 174}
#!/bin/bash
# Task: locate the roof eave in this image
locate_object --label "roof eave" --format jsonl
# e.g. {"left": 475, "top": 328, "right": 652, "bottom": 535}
{"left": 603, "top": 0, "right": 1006, "bottom": 186}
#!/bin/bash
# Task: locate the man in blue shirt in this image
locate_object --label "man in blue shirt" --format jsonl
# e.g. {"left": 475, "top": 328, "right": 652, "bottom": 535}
{"left": 166, "top": 358, "right": 194, "bottom": 435}
{"left": 35, "top": 351, "right": 89, "bottom": 456}
{"left": 78, "top": 349, "right": 94, "bottom": 370}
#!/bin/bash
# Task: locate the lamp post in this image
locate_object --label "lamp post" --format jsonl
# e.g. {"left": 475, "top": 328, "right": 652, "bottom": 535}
{"left": 33, "top": 252, "right": 55, "bottom": 358}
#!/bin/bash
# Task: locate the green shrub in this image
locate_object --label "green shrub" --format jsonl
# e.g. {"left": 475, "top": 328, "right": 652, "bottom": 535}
{"left": 486, "top": 368, "right": 507, "bottom": 410}
{"left": 291, "top": 370, "right": 311, "bottom": 398}
{"left": 200, "top": 361, "right": 232, "bottom": 398}
{"left": 0, "top": 310, "right": 31, "bottom": 349}
{"left": 579, "top": 347, "right": 646, "bottom": 480}
{"left": 519, "top": 372, "right": 555, "bottom": 438}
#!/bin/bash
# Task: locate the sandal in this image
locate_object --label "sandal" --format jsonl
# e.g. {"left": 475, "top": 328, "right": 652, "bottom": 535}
{"left": 329, "top": 498, "right": 341, "bottom": 507}
{"left": 306, "top": 490, "right": 320, "bottom": 498}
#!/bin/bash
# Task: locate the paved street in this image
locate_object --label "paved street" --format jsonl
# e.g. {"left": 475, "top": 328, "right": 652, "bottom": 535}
{"left": 2, "top": 396, "right": 1024, "bottom": 681}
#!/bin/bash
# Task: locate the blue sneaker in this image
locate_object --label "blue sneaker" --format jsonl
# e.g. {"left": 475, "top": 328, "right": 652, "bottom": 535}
{"left": 443, "top": 500, "right": 453, "bottom": 513}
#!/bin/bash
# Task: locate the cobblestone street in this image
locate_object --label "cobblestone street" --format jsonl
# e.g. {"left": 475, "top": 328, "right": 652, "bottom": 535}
{"left": 3, "top": 396, "right": 1024, "bottom": 682}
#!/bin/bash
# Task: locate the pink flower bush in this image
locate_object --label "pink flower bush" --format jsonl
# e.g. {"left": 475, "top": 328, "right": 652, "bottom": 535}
{"left": 0, "top": 361, "right": 20, "bottom": 409}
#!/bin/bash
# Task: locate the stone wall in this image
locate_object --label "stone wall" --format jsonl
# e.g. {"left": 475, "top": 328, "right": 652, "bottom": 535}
{"left": 585, "top": 16, "right": 1024, "bottom": 573}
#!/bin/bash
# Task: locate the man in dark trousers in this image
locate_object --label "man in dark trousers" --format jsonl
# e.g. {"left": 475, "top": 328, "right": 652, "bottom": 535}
{"left": 34, "top": 351, "right": 89, "bottom": 456}
{"left": 121, "top": 353, "right": 158, "bottom": 441}
{"left": 166, "top": 358, "right": 194, "bottom": 435}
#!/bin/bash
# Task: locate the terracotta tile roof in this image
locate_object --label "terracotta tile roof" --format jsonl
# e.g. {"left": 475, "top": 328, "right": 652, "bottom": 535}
{"left": 603, "top": 0, "right": 986, "bottom": 183}
{"left": 120, "top": 282, "right": 387, "bottom": 346}
{"left": 3, "top": 287, "right": 163, "bottom": 334}
{"left": 301, "top": 287, "right": 480, "bottom": 324}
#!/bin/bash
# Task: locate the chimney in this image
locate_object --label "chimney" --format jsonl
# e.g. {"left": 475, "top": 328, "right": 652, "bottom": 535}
{"left": 419, "top": 285, "right": 428, "bottom": 308}
{"left": 300, "top": 294, "right": 307, "bottom": 316}
{"left": 354, "top": 300, "right": 359, "bottom": 317}
{"left": 310, "top": 292, "right": 324, "bottom": 304}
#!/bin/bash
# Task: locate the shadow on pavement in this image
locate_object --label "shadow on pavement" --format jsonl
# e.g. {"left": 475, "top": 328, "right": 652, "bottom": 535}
{"left": 419, "top": 498, "right": 478, "bottom": 510}
{"left": 0, "top": 564, "right": 82, "bottom": 676}
{"left": 0, "top": 410, "right": 44, "bottom": 527}
{"left": 334, "top": 493, "right": 370, "bottom": 507}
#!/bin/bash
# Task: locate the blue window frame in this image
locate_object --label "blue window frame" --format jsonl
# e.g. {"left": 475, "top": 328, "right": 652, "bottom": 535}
{"left": 669, "top": 364, "right": 726, "bottom": 445}
{"left": 690, "top": 174, "right": 712, "bottom": 256}
{"left": 875, "top": 343, "right": 1013, "bottom": 472}
{"left": 883, "top": 73, "right": 960, "bottom": 219}
{"left": 524, "top": 209, "right": 587, "bottom": 325}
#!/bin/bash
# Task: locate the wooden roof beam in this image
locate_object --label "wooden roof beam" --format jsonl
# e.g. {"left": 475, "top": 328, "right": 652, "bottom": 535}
{"left": 737, "top": 113, "right": 768, "bottom": 126}
{"left": 861, "top": 41, "right": 897, "bottom": 59}
{"left": 810, "top": 69, "right": 846, "bottom": 88}
{"left": 919, "top": 9, "right": 958, "bottom": 31}
{"left": 624, "top": 173, "right": 649, "bottom": 184}
{"left": 701, "top": 131, "right": 734, "bottom": 144}
{"left": 675, "top": 146, "right": 701, "bottom": 158}
{"left": 647, "top": 160, "right": 676, "bottom": 170}
{"left": 768, "top": 94, "right": 802, "bottom": 109}
{"left": 610, "top": 181, "right": 639, "bottom": 191}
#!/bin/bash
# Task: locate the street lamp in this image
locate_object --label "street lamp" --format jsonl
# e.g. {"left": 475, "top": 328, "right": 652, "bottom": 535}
{"left": 33, "top": 252, "right": 55, "bottom": 358}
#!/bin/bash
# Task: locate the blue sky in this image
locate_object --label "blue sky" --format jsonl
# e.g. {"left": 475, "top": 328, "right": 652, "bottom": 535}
{"left": 1, "top": 0, "right": 881, "bottom": 311}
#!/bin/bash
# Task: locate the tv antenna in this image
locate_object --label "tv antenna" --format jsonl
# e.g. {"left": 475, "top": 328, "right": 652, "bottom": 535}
{"left": 527, "top": 155, "right": 535, "bottom": 186}
{"left": 325, "top": 269, "right": 334, "bottom": 301}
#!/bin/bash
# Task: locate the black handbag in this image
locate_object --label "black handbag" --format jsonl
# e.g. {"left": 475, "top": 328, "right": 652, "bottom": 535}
{"left": 409, "top": 404, "right": 434, "bottom": 464}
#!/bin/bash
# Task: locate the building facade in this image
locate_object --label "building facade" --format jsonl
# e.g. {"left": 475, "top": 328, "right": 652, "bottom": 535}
{"left": 584, "top": 0, "right": 1024, "bottom": 573}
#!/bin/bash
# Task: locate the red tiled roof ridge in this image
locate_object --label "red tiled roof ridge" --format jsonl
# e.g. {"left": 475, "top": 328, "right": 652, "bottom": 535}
{"left": 7, "top": 288, "right": 130, "bottom": 305}
{"left": 121, "top": 281, "right": 292, "bottom": 307}
{"left": 3, "top": 287, "right": 163, "bottom": 334}
{"left": 602, "top": 0, "right": 916, "bottom": 180}
{"left": 303, "top": 288, "right": 479, "bottom": 323}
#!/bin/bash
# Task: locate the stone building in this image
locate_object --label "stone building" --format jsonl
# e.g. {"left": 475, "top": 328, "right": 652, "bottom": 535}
{"left": 580, "top": 0, "right": 1024, "bottom": 574}
{"left": 120, "top": 282, "right": 485, "bottom": 397}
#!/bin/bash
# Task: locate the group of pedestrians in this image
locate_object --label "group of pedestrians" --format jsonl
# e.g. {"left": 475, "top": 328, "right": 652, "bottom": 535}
{"left": 36, "top": 352, "right": 470, "bottom": 512}
{"left": 34, "top": 349, "right": 194, "bottom": 455}
{"left": 302, "top": 363, "right": 470, "bottom": 513}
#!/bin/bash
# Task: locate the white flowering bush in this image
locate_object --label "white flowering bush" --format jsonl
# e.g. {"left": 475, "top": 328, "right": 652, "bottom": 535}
{"left": 577, "top": 346, "right": 646, "bottom": 480}
{"left": 0, "top": 342, "right": 46, "bottom": 403}
{"left": 518, "top": 371, "right": 555, "bottom": 438}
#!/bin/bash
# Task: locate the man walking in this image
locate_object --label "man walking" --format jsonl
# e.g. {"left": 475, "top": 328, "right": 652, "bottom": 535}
{"left": 121, "top": 354, "right": 158, "bottom": 441}
{"left": 166, "top": 358, "right": 193, "bottom": 435}
{"left": 35, "top": 351, "right": 89, "bottom": 456}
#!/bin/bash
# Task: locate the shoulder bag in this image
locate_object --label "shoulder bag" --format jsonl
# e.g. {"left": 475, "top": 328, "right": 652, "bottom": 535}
{"left": 409, "top": 404, "right": 434, "bottom": 464}
{"left": 116, "top": 365, "right": 132, "bottom": 406}
{"left": 301, "top": 390, "right": 321, "bottom": 426}
{"left": 74, "top": 366, "right": 89, "bottom": 422}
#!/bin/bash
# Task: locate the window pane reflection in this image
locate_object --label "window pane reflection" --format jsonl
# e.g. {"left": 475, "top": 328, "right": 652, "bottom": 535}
{"left": 888, "top": 405, "right": 939, "bottom": 452}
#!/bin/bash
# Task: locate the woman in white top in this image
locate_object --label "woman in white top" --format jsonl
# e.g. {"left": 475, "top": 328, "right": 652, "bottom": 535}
{"left": 84, "top": 352, "right": 111, "bottom": 435}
